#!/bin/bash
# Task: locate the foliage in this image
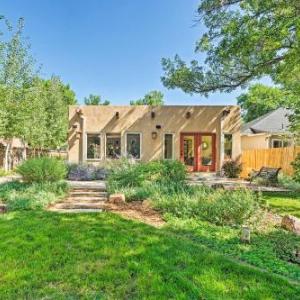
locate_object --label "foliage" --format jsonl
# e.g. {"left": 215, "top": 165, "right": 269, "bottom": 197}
{"left": 165, "top": 216, "right": 300, "bottom": 282}
{"left": 0, "top": 212, "right": 299, "bottom": 298}
{"left": 263, "top": 191, "right": 300, "bottom": 218}
{"left": 278, "top": 174, "right": 300, "bottom": 192}
{"left": 17, "top": 157, "right": 67, "bottom": 183}
{"left": 107, "top": 160, "right": 186, "bottom": 193}
{"left": 161, "top": 0, "right": 300, "bottom": 131}
{"left": 154, "top": 186, "right": 261, "bottom": 226}
{"left": 0, "top": 181, "right": 68, "bottom": 210}
{"left": 222, "top": 159, "right": 242, "bottom": 178}
{"left": 67, "top": 163, "right": 107, "bottom": 181}
{"left": 130, "top": 90, "right": 164, "bottom": 105}
{"left": 292, "top": 154, "right": 300, "bottom": 183}
{"left": 269, "top": 230, "right": 300, "bottom": 264}
{"left": 237, "top": 84, "right": 294, "bottom": 122}
{"left": 84, "top": 94, "right": 110, "bottom": 105}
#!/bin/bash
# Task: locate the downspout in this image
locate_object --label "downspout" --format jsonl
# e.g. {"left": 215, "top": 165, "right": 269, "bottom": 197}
{"left": 80, "top": 114, "right": 86, "bottom": 164}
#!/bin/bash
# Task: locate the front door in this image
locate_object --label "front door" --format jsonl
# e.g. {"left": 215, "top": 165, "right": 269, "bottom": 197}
{"left": 180, "top": 133, "right": 216, "bottom": 172}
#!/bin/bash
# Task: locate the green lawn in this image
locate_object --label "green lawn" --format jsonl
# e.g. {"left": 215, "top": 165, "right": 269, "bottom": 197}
{"left": 0, "top": 212, "right": 299, "bottom": 299}
{"left": 263, "top": 192, "right": 300, "bottom": 218}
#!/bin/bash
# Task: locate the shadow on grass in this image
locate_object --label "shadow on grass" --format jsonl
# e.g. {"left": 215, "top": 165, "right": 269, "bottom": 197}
{"left": 0, "top": 211, "right": 299, "bottom": 299}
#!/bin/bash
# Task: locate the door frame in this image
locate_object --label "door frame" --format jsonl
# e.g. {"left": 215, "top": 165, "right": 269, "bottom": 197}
{"left": 180, "top": 132, "right": 216, "bottom": 172}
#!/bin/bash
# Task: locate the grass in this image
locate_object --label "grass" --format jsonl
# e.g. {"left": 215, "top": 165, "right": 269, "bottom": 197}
{"left": 0, "top": 211, "right": 299, "bottom": 299}
{"left": 263, "top": 192, "right": 300, "bottom": 218}
{"left": 0, "top": 181, "right": 68, "bottom": 210}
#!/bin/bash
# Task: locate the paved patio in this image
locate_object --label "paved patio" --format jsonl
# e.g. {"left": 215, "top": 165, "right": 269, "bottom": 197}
{"left": 187, "top": 173, "right": 290, "bottom": 192}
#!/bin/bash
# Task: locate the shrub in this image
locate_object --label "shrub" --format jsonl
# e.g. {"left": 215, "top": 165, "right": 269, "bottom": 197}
{"left": 0, "top": 181, "right": 69, "bottom": 210}
{"left": 222, "top": 159, "right": 242, "bottom": 178}
{"left": 153, "top": 186, "right": 261, "bottom": 226}
{"left": 292, "top": 154, "right": 300, "bottom": 183}
{"left": 278, "top": 174, "right": 300, "bottom": 192}
{"left": 67, "top": 163, "right": 107, "bottom": 181}
{"left": 17, "top": 157, "right": 67, "bottom": 183}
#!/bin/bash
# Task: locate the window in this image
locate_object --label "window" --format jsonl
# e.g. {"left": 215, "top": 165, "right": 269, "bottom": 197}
{"left": 106, "top": 134, "right": 121, "bottom": 159}
{"left": 272, "top": 139, "right": 289, "bottom": 148}
{"left": 224, "top": 134, "right": 233, "bottom": 159}
{"left": 87, "top": 134, "right": 101, "bottom": 159}
{"left": 126, "top": 133, "right": 141, "bottom": 159}
{"left": 164, "top": 134, "right": 173, "bottom": 159}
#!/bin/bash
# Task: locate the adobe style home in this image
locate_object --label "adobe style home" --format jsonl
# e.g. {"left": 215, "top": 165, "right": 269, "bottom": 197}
{"left": 68, "top": 105, "right": 241, "bottom": 173}
{"left": 241, "top": 108, "right": 295, "bottom": 150}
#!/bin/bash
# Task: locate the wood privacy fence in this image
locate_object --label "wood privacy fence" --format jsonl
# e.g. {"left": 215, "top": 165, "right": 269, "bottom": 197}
{"left": 241, "top": 146, "right": 300, "bottom": 178}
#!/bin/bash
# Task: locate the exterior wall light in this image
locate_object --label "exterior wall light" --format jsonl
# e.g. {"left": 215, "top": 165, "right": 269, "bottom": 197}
{"left": 116, "top": 112, "right": 120, "bottom": 119}
{"left": 151, "top": 111, "right": 155, "bottom": 119}
{"left": 156, "top": 125, "right": 162, "bottom": 129}
{"left": 152, "top": 132, "right": 158, "bottom": 139}
{"left": 76, "top": 131, "right": 82, "bottom": 139}
{"left": 186, "top": 112, "right": 191, "bottom": 119}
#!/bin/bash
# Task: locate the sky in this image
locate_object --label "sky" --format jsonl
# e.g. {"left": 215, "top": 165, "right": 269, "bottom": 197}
{"left": 2, "top": 0, "right": 247, "bottom": 105}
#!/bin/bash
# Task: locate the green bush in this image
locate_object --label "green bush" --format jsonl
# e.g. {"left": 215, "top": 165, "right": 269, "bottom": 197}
{"left": 154, "top": 186, "right": 261, "bottom": 226}
{"left": 17, "top": 157, "right": 67, "bottom": 183}
{"left": 278, "top": 174, "right": 300, "bottom": 191}
{"left": 107, "top": 159, "right": 186, "bottom": 191}
{"left": 292, "top": 154, "right": 300, "bottom": 183}
{"left": 222, "top": 159, "right": 242, "bottom": 178}
{"left": 0, "top": 181, "right": 68, "bottom": 210}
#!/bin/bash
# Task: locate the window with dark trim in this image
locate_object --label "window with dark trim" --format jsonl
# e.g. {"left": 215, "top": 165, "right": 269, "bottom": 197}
{"left": 87, "top": 134, "right": 101, "bottom": 159}
{"left": 106, "top": 134, "right": 121, "bottom": 159}
{"left": 164, "top": 134, "right": 173, "bottom": 159}
{"left": 126, "top": 133, "right": 141, "bottom": 159}
{"left": 224, "top": 134, "right": 233, "bottom": 159}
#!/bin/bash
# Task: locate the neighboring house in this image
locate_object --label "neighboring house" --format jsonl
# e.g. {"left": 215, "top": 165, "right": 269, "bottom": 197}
{"left": 241, "top": 108, "right": 294, "bottom": 150}
{"left": 68, "top": 105, "right": 241, "bottom": 173}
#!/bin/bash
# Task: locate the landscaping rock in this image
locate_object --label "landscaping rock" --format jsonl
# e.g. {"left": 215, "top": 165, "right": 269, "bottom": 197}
{"left": 281, "top": 215, "right": 300, "bottom": 236}
{"left": 0, "top": 203, "right": 7, "bottom": 214}
{"left": 109, "top": 193, "right": 125, "bottom": 204}
{"left": 241, "top": 226, "right": 251, "bottom": 243}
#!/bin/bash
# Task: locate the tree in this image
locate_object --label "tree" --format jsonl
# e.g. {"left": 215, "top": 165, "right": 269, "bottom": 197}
{"left": 130, "top": 90, "right": 164, "bottom": 105}
{"left": 237, "top": 84, "right": 294, "bottom": 122}
{"left": 84, "top": 94, "right": 110, "bottom": 105}
{"left": 161, "top": 1, "right": 300, "bottom": 130}
{"left": 0, "top": 17, "right": 36, "bottom": 170}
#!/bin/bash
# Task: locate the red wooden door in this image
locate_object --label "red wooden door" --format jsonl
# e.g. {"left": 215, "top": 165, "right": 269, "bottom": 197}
{"left": 180, "top": 133, "right": 216, "bottom": 172}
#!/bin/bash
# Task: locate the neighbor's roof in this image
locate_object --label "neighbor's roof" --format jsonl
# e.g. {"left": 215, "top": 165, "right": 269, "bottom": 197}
{"left": 241, "top": 108, "right": 292, "bottom": 135}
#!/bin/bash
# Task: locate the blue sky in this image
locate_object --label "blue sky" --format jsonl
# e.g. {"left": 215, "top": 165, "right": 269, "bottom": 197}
{"left": 2, "top": 0, "right": 247, "bottom": 105}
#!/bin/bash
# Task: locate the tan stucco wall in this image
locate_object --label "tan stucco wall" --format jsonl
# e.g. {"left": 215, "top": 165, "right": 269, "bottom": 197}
{"left": 68, "top": 105, "right": 241, "bottom": 171}
{"left": 241, "top": 134, "right": 269, "bottom": 150}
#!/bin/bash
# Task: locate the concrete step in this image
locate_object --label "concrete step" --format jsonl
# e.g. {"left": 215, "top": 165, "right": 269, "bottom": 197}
{"left": 71, "top": 188, "right": 107, "bottom": 193}
{"left": 65, "top": 197, "right": 107, "bottom": 203}
{"left": 53, "top": 202, "right": 105, "bottom": 209}
{"left": 69, "top": 191, "right": 107, "bottom": 197}
{"left": 49, "top": 208, "right": 103, "bottom": 213}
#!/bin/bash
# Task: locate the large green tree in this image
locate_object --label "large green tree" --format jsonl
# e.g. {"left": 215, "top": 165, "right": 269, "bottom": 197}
{"left": 237, "top": 84, "right": 295, "bottom": 122}
{"left": 130, "top": 90, "right": 164, "bottom": 106}
{"left": 161, "top": 0, "right": 300, "bottom": 130}
{"left": 84, "top": 94, "right": 110, "bottom": 105}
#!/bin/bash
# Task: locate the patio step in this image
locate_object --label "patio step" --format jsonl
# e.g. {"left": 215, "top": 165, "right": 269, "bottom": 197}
{"left": 49, "top": 181, "right": 108, "bottom": 213}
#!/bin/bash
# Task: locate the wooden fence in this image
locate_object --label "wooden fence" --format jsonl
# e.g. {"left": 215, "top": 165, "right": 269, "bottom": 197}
{"left": 241, "top": 146, "right": 300, "bottom": 178}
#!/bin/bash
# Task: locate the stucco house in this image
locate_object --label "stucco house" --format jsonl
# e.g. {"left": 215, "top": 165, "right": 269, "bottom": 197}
{"left": 241, "top": 108, "right": 294, "bottom": 150}
{"left": 68, "top": 105, "right": 241, "bottom": 172}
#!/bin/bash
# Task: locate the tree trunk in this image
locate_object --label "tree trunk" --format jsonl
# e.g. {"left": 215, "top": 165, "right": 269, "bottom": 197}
{"left": 21, "top": 139, "right": 27, "bottom": 161}
{"left": 4, "top": 140, "right": 12, "bottom": 172}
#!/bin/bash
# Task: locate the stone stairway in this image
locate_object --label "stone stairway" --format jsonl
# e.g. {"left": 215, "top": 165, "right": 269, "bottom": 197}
{"left": 49, "top": 181, "right": 107, "bottom": 213}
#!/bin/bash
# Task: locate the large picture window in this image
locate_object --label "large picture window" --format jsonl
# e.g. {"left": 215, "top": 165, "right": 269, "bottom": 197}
{"left": 164, "top": 134, "right": 173, "bottom": 159}
{"left": 126, "top": 133, "right": 141, "bottom": 159}
{"left": 87, "top": 134, "right": 101, "bottom": 159}
{"left": 106, "top": 134, "right": 121, "bottom": 159}
{"left": 224, "top": 134, "right": 233, "bottom": 159}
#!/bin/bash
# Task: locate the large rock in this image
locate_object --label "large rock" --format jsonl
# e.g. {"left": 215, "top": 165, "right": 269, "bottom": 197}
{"left": 281, "top": 215, "right": 300, "bottom": 235}
{"left": 109, "top": 193, "right": 125, "bottom": 204}
{"left": 0, "top": 203, "right": 7, "bottom": 214}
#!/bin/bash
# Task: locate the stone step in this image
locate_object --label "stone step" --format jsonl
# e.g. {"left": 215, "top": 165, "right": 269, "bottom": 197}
{"left": 53, "top": 202, "right": 105, "bottom": 209}
{"left": 49, "top": 208, "right": 103, "bottom": 213}
{"left": 71, "top": 188, "right": 107, "bottom": 193}
{"left": 65, "top": 197, "right": 107, "bottom": 203}
{"left": 69, "top": 191, "right": 107, "bottom": 197}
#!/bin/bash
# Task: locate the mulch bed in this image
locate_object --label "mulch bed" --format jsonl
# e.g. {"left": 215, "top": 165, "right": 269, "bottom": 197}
{"left": 103, "top": 200, "right": 165, "bottom": 228}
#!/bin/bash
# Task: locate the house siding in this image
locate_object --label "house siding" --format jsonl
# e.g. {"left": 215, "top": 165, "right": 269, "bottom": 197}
{"left": 68, "top": 105, "right": 241, "bottom": 172}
